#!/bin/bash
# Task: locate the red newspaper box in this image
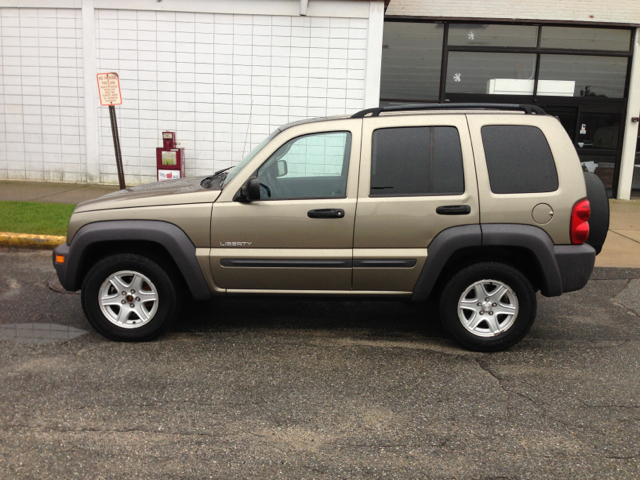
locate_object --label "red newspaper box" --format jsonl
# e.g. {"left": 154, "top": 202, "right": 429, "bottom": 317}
{"left": 156, "top": 132, "right": 185, "bottom": 181}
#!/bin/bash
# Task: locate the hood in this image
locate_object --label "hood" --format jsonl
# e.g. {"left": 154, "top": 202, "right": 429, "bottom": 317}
{"left": 74, "top": 176, "right": 222, "bottom": 213}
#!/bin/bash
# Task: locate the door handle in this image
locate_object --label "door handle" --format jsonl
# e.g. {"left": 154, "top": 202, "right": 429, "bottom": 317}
{"left": 436, "top": 205, "right": 471, "bottom": 215}
{"left": 308, "top": 208, "right": 345, "bottom": 219}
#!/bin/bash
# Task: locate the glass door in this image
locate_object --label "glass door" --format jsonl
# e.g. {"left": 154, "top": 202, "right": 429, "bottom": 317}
{"left": 543, "top": 104, "right": 624, "bottom": 197}
{"left": 575, "top": 108, "right": 624, "bottom": 197}
{"left": 543, "top": 106, "right": 577, "bottom": 141}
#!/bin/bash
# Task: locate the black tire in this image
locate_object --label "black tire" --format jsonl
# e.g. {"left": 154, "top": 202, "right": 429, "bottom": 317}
{"left": 81, "top": 253, "right": 182, "bottom": 341}
{"left": 439, "top": 262, "right": 537, "bottom": 352}
{"left": 584, "top": 172, "right": 610, "bottom": 255}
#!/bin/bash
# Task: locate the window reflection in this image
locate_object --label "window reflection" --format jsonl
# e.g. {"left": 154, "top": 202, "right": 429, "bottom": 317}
{"left": 448, "top": 24, "right": 538, "bottom": 48}
{"left": 577, "top": 113, "right": 621, "bottom": 150}
{"left": 380, "top": 23, "right": 443, "bottom": 101}
{"left": 539, "top": 55, "right": 627, "bottom": 98}
{"left": 541, "top": 27, "right": 631, "bottom": 51}
{"left": 446, "top": 52, "right": 537, "bottom": 95}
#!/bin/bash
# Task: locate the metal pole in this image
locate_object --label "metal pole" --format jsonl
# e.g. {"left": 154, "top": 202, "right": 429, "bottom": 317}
{"left": 109, "top": 105, "right": 126, "bottom": 190}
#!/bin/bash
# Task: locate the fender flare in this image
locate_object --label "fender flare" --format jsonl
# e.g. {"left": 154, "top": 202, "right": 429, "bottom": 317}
{"left": 411, "top": 224, "right": 563, "bottom": 301}
{"left": 411, "top": 225, "right": 482, "bottom": 302}
{"left": 53, "top": 220, "right": 212, "bottom": 300}
{"left": 481, "top": 224, "right": 563, "bottom": 296}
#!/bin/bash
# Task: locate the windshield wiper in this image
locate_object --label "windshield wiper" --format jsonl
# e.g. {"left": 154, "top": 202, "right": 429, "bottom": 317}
{"left": 201, "top": 167, "right": 234, "bottom": 189}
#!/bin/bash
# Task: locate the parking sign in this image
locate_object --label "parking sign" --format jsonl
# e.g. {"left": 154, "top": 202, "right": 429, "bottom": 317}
{"left": 97, "top": 72, "right": 122, "bottom": 106}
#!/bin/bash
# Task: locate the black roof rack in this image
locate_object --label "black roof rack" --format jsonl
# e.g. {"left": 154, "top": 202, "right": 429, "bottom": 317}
{"left": 350, "top": 103, "right": 547, "bottom": 119}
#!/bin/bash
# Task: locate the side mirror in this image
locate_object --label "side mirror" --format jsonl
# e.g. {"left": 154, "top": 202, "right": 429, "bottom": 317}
{"left": 239, "top": 176, "right": 261, "bottom": 202}
{"left": 277, "top": 160, "right": 288, "bottom": 177}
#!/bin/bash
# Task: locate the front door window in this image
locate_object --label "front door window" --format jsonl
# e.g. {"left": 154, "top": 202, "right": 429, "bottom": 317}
{"left": 257, "top": 131, "right": 352, "bottom": 200}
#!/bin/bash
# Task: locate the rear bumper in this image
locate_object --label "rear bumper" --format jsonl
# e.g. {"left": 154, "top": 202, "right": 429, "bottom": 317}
{"left": 554, "top": 244, "right": 596, "bottom": 294}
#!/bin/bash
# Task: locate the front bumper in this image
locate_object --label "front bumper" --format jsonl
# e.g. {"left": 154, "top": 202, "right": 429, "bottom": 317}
{"left": 52, "top": 243, "right": 73, "bottom": 291}
{"left": 554, "top": 244, "right": 596, "bottom": 294}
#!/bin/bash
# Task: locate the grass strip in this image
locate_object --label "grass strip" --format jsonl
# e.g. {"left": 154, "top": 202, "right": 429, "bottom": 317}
{"left": 0, "top": 201, "right": 75, "bottom": 236}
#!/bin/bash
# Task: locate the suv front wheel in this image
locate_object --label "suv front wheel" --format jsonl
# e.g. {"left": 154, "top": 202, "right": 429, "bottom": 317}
{"left": 81, "top": 253, "right": 181, "bottom": 341}
{"left": 439, "top": 262, "right": 536, "bottom": 352}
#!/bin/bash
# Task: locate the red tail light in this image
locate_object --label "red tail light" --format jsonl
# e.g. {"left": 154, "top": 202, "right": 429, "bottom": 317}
{"left": 570, "top": 199, "right": 590, "bottom": 244}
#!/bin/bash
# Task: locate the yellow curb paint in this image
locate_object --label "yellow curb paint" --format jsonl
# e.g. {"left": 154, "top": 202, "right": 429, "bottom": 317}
{"left": 0, "top": 232, "right": 66, "bottom": 250}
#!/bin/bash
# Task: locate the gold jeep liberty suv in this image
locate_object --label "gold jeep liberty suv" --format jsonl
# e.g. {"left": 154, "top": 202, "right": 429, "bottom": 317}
{"left": 53, "top": 104, "right": 609, "bottom": 351}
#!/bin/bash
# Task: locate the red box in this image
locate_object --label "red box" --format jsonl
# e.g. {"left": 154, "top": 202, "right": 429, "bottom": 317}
{"left": 156, "top": 147, "right": 185, "bottom": 181}
{"left": 162, "top": 131, "right": 176, "bottom": 150}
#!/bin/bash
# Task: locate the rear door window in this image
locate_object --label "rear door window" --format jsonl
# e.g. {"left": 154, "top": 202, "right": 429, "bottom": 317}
{"left": 481, "top": 125, "right": 559, "bottom": 194}
{"left": 370, "top": 126, "right": 465, "bottom": 196}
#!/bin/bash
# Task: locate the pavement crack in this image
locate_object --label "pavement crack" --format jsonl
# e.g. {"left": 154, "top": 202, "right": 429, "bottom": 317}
{"left": 30, "top": 185, "right": 86, "bottom": 202}
{"left": 612, "top": 300, "right": 640, "bottom": 319}
{"left": 1, "top": 423, "right": 236, "bottom": 439}
{"left": 334, "top": 439, "right": 448, "bottom": 449}
{"left": 610, "top": 229, "right": 640, "bottom": 245}
{"left": 579, "top": 400, "right": 640, "bottom": 409}
{"left": 472, "top": 357, "right": 510, "bottom": 414}
{"left": 604, "top": 454, "right": 638, "bottom": 460}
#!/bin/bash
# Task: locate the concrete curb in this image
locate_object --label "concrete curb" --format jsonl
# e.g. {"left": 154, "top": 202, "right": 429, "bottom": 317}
{"left": 0, "top": 232, "right": 65, "bottom": 250}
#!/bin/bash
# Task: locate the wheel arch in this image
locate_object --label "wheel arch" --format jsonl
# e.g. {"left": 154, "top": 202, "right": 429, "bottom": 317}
{"left": 411, "top": 224, "right": 563, "bottom": 301}
{"left": 53, "top": 220, "right": 212, "bottom": 300}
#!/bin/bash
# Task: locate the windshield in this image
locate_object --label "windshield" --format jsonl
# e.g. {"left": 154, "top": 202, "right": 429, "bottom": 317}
{"left": 222, "top": 130, "right": 279, "bottom": 187}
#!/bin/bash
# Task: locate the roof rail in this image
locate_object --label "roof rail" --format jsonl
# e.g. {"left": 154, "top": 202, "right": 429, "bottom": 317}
{"left": 350, "top": 103, "right": 547, "bottom": 119}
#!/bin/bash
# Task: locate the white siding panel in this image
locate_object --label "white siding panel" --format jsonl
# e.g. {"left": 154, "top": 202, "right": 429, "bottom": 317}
{"left": 0, "top": 7, "right": 86, "bottom": 182}
{"left": 94, "top": 10, "right": 369, "bottom": 185}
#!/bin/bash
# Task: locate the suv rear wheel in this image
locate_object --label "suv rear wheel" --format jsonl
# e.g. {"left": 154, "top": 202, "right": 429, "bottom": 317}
{"left": 439, "top": 262, "right": 536, "bottom": 352}
{"left": 81, "top": 253, "right": 181, "bottom": 341}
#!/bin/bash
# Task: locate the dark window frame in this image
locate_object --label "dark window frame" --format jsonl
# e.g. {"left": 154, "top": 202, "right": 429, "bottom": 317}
{"left": 381, "top": 19, "right": 634, "bottom": 104}
{"left": 369, "top": 125, "right": 466, "bottom": 198}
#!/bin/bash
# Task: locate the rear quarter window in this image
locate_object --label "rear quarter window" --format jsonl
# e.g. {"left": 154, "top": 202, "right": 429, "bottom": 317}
{"left": 481, "top": 125, "right": 559, "bottom": 194}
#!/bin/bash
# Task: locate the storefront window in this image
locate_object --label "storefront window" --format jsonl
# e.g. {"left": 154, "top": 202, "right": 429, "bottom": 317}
{"left": 540, "top": 27, "right": 632, "bottom": 52}
{"left": 448, "top": 24, "right": 538, "bottom": 48}
{"left": 380, "top": 22, "right": 443, "bottom": 102}
{"left": 538, "top": 55, "right": 628, "bottom": 98}
{"left": 446, "top": 52, "right": 537, "bottom": 95}
{"left": 381, "top": 19, "right": 633, "bottom": 197}
{"left": 577, "top": 113, "right": 621, "bottom": 150}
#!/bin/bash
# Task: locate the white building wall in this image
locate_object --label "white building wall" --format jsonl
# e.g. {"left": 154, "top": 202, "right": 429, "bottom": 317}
{"left": 94, "top": 10, "right": 368, "bottom": 185}
{"left": 0, "top": 7, "right": 86, "bottom": 182}
{"left": 0, "top": 0, "right": 381, "bottom": 186}
{"left": 386, "top": 0, "right": 640, "bottom": 25}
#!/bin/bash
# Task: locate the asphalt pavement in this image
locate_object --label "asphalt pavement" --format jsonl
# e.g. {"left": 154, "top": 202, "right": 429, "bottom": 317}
{"left": 1, "top": 249, "right": 640, "bottom": 479}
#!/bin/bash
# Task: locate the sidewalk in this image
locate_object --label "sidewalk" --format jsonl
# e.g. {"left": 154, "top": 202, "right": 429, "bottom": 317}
{"left": 596, "top": 199, "right": 640, "bottom": 268}
{"left": 1, "top": 180, "right": 639, "bottom": 267}
{"left": 0, "top": 180, "right": 118, "bottom": 204}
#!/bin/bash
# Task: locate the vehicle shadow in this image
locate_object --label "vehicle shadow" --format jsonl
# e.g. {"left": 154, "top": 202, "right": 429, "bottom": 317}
{"left": 175, "top": 295, "right": 445, "bottom": 339}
